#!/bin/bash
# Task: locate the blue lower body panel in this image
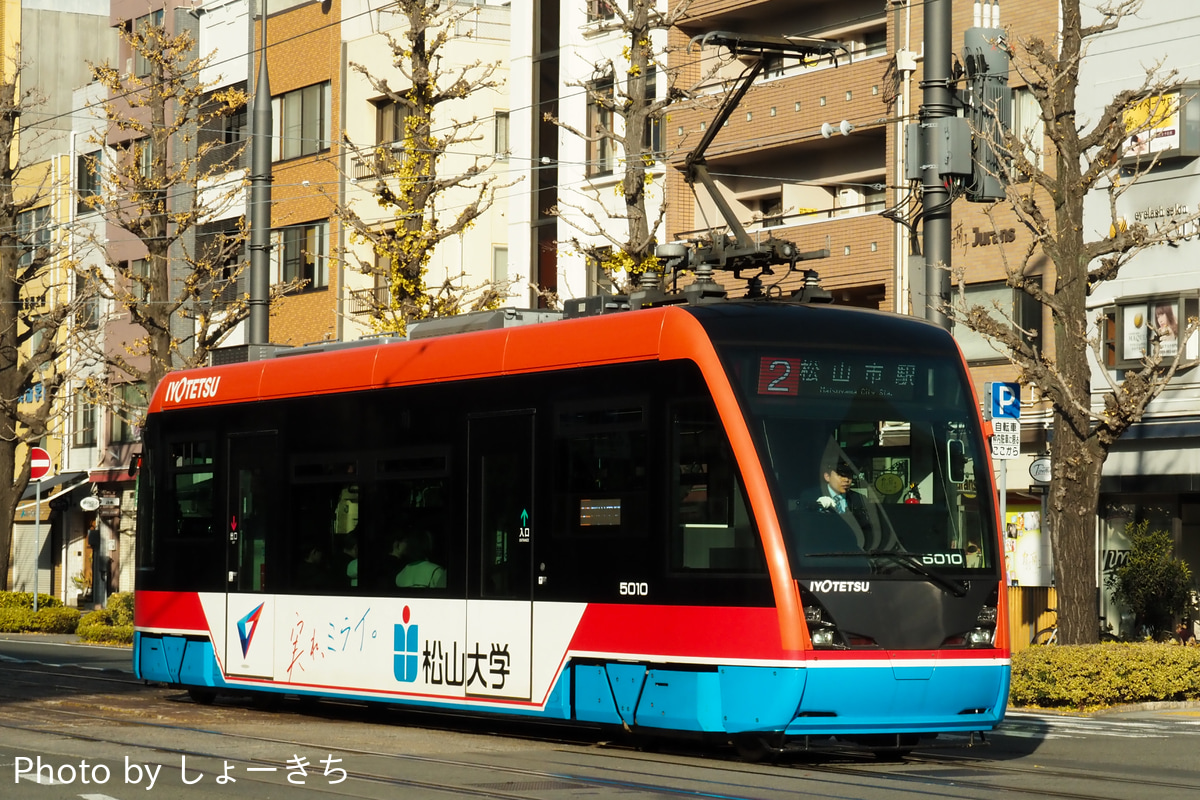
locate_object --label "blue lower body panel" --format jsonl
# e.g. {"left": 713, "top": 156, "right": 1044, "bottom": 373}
{"left": 784, "top": 661, "right": 1009, "bottom": 735}
{"left": 135, "top": 632, "right": 228, "bottom": 690}
{"left": 570, "top": 661, "right": 1005, "bottom": 736}
{"left": 135, "top": 630, "right": 1007, "bottom": 737}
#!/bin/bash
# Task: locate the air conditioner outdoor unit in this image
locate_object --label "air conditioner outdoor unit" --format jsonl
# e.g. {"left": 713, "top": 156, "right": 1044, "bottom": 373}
{"left": 837, "top": 187, "right": 862, "bottom": 209}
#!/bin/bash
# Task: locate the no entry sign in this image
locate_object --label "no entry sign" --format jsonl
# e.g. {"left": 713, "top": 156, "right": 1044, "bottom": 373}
{"left": 30, "top": 447, "right": 52, "bottom": 481}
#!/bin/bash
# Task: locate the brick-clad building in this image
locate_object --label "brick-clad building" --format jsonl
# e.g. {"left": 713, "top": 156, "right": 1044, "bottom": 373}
{"left": 260, "top": 0, "right": 343, "bottom": 346}
{"left": 664, "top": 0, "right": 1062, "bottom": 606}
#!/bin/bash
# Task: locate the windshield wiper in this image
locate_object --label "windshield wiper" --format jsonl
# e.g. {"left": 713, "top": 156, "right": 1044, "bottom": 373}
{"left": 805, "top": 550, "right": 969, "bottom": 597}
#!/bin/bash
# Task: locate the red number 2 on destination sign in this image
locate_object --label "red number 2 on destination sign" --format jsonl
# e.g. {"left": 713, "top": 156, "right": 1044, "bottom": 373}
{"left": 757, "top": 357, "right": 800, "bottom": 396}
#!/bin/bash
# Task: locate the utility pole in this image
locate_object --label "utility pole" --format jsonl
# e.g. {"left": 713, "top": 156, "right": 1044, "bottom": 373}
{"left": 920, "top": 0, "right": 953, "bottom": 330}
{"left": 248, "top": 0, "right": 271, "bottom": 345}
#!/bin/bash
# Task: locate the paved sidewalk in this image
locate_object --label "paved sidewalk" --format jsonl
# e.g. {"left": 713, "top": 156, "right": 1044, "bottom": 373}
{"left": 0, "top": 631, "right": 130, "bottom": 647}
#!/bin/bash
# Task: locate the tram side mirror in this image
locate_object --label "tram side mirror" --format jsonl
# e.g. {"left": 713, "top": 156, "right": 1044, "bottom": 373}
{"left": 947, "top": 440, "right": 967, "bottom": 484}
{"left": 129, "top": 453, "right": 141, "bottom": 478}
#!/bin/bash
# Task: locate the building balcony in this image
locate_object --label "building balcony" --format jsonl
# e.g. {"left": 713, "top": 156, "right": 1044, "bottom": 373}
{"left": 348, "top": 285, "right": 387, "bottom": 315}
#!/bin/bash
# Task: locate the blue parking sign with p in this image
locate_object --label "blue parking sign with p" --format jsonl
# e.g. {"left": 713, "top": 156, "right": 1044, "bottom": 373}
{"left": 990, "top": 382, "right": 1021, "bottom": 419}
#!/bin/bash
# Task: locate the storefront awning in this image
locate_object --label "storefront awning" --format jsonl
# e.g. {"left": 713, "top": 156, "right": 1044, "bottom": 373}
{"left": 18, "top": 471, "right": 90, "bottom": 502}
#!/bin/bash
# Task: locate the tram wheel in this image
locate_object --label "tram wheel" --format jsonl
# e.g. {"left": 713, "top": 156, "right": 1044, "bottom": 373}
{"left": 251, "top": 691, "right": 283, "bottom": 710}
{"left": 187, "top": 688, "right": 217, "bottom": 705}
{"left": 868, "top": 734, "right": 918, "bottom": 761}
{"left": 732, "top": 735, "right": 777, "bottom": 763}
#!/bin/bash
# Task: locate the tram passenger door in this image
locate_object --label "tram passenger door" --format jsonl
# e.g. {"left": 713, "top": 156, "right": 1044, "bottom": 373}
{"left": 223, "top": 432, "right": 277, "bottom": 679}
{"left": 466, "top": 412, "right": 533, "bottom": 701}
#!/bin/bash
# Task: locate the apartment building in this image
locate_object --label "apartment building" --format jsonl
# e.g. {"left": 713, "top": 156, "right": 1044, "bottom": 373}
{"left": 1079, "top": 0, "right": 1200, "bottom": 636}
{"left": 340, "top": 0, "right": 513, "bottom": 337}
{"left": 7, "top": 1, "right": 115, "bottom": 602}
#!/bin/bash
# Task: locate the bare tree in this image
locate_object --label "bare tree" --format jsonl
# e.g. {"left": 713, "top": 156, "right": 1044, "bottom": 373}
{"left": 952, "top": 0, "right": 1200, "bottom": 643}
{"left": 337, "top": 1, "right": 514, "bottom": 336}
{"left": 0, "top": 65, "right": 88, "bottom": 588}
{"left": 85, "top": 18, "right": 275, "bottom": 401}
{"left": 548, "top": 0, "right": 695, "bottom": 290}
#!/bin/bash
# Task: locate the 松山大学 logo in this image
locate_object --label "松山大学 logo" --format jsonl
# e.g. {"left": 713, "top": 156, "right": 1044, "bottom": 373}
{"left": 394, "top": 606, "right": 418, "bottom": 682}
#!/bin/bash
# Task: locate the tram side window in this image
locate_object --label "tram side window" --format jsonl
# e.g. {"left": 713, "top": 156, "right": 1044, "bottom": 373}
{"left": 670, "top": 403, "right": 762, "bottom": 573}
{"left": 289, "top": 458, "right": 360, "bottom": 593}
{"left": 155, "top": 437, "right": 223, "bottom": 591}
{"left": 169, "top": 440, "right": 215, "bottom": 539}
{"left": 372, "top": 449, "right": 451, "bottom": 593}
{"left": 554, "top": 402, "right": 648, "bottom": 537}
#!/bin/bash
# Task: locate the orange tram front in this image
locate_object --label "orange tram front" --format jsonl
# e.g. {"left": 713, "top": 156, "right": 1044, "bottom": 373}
{"left": 133, "top": 301, "right": 1009, "bottom": 751}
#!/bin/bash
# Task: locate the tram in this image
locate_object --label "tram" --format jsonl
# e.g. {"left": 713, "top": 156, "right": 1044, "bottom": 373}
{"left": 133, "top": 300, "right": 1010, "bottom": 751}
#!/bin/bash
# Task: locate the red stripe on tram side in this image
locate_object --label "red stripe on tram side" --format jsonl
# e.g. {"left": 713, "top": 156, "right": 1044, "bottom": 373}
{"left": 134, "top": 590, "right": 210, "bottom": 633}
{"left": 568, "top": 605, "right": 787, "bottom": 661}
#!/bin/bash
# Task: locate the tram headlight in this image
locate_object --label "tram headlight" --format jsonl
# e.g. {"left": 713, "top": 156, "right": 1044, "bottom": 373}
{"left": 810, "top": 628, "right": 838, "bottom": 647}
{"left": 965, "top": 627, "right": 995, "bottom": 647}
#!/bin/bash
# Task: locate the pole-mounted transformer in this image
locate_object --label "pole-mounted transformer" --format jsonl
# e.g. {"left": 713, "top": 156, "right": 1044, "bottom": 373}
{"left": 963, "top": 26, "right": 1012, "bottom": 203}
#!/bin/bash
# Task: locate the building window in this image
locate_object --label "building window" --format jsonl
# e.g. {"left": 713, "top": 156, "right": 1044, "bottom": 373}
{"left": 77, "top": 152, "right": 100, "bottom": 213}
{"left": 275, "top": 221, "right": 328, "bottom": 289}
{"left": 758, "top": 195, "right": 784, "bottom": 228}
{"left": 74, "top": 391, "right": 97, "bottom": 447}
{"left": 137, "top": 137, "right": 155, "bottom": 181}
{"left": 843, "top": 25, "right": 887, "bottom": 62}
{"left": 492, "top": 246, "right": 508, "bottom": 284}
{"left": 586, "top": 246, "right": 614, "bottom": 294}
{"left": 1011, "top": 87, "right": 1045, "bottom": 175}
{"left": 75, "top": 273, "right": 98, "bottom": 330}
{"left": 587, "top": 0, "right": 618, "bottom": 22}
{"left": 274, "top": 82, "right": 331, "bottom": 161}
{"left": 17, "top": 206, "right": 50, "bottom": 269}
{"left": 196, "top": 221, "right": 243, "bottom": 306}
{"left": 956, "top": 281, "right": 1041, "bottom": 362}
{"left": 132, "top": 10, "right": 165, "bottom": 78}
{"left": 587, "top": 76, "right": 615, "bottom": 177}
{"left": 198, "top": 84, "right": 248, "bottom": 173}
{"left": 113, "top": 382, "right": 146, "bottom": 444}
{"left": 643, "top": 68, "right": 661, "bottom": 158}
{"left": 865, "top": 183, "right": 886, "bottom": 212}
{"left": 374, "top": 97, "right": 409, "bottom": 146}
{"left": 128, "top": 258, "right": 149, "bottom": 303}
{"left": 862, "top": 28, "right": 887, "bottom": 58}
{"left": 495, "top": 111, "right": 510, "bottom": 158}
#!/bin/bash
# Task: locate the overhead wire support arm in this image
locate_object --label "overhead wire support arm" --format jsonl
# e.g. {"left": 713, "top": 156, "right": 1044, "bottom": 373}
{"left": 681, "top": 32, "right": 845, "bottom": 273}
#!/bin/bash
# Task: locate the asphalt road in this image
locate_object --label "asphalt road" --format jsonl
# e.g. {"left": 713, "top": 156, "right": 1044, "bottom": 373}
{"left": 1, "top": 634, "right": 1199, "bottom": 799}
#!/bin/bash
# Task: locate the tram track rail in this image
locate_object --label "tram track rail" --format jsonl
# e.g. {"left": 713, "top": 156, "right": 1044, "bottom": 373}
{"left": 0, "top": 660, "right": 1191, "bottom": 800}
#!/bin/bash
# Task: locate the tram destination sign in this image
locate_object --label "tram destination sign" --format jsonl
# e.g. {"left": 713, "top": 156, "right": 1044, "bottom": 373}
{"left": 755, "top": 356, "right": 918, "bottom": 401}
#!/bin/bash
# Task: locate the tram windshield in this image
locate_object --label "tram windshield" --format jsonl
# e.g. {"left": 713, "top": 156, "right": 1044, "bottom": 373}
{"left": 724, "top": 347, "right": 998, "bottom": 580}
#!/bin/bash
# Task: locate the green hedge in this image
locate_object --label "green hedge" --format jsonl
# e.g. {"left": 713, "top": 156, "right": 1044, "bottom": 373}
{"left": 107, "top": 591, "right": 134, "bottom": 626}
{"left": 77, "top": 606, "right": 134, "bottom": 645}
{"left": 0, "top": 596, "right": 80, "bottom": 634}
{"left": 1011, "top": 642, "right": 1200, "bottom": 709}
{"left": 33, "top": 606, "right": 81, "bottom": 634}
{"left": 0, "top": 606, "right": 35, "bottom": 632}
{"left": 0, "top": 592, "right": 62, "bottom": 609}
{"left": 0, "top": 590, "right": 134, "bottom": 638}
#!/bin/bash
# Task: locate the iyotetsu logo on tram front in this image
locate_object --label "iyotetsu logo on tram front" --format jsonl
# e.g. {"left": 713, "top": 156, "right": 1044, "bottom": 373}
{"left": 808, "top": 580, "right": 871, "bottom": 593}
{"left": 163, "top": 375, "right": 222, "bottom": 405}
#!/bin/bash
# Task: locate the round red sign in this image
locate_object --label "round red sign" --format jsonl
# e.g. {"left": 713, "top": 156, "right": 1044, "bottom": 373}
{"left": 30, "top": 447, "right": 52, "bottom": 481}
